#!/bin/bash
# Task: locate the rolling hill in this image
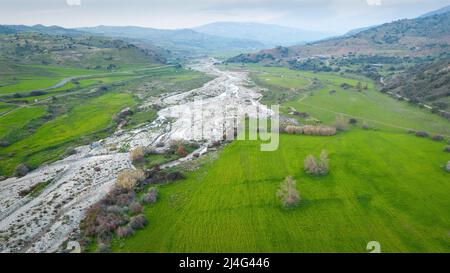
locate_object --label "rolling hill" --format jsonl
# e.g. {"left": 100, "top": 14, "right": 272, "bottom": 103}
{"left": 382, "top": 60, "right": 450, "bottom": 113}
{"left": 0, "top": 32, "right": 166, "bottom": 69}
{"left": 77, "top": 26, "right": 266, "bottom": 55}
{"left": 227, "top": 10, "right": 450, "bottom": 63}
{"left": 192, "top": 22, "right": 331, "bottom": 47}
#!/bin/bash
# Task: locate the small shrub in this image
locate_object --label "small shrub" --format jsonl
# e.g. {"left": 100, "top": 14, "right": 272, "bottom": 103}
{"left": 97, "top": 242, "right": 110, "bottom": 253}
{"left": 334, "top": 115, "right": 349, "bottom": 131}
{"left": 130, "top": 147, "right": 145, "bottom": 163}
{"left": 284, "top": 125, "right": 335, "bottom": 136}
{"left": 142, "top": 187, "right": 158, "bottom": 204}
{"left": 304, "top": 150, "right": 329, "bottom": 176}
{"left": 129, "top": 214, "right": 147, "bottom": 230}
{"left": 415, "top": 131, "right": 429, "bottom": 138}
{"left": 276, "top": 176, "right": 300, "bottom": 208}
{"left": 116, "top": 225, "right": 134, "bottom": 238}
{"left": 169, "top": 139, "right": 184, "bottom": 151}
{"left": 304, "top": 155, "right": 320, "bottom": 175}
{"left": 444, "top": 146, "right": 450, "bottom": 153}
{"left": 116, "top": 169, "right": 145, "bottom": 190}
{"left": 432, "top": 135, "right": 444, "bottom": 141}
{"left": 177, "top": 145, "right": 188, "bottom": 157}
{"left": 14, "top": 163, "right": 29, "bottom": 177}
{"left": 129, "top": 202, "right": 143, "bottom": 215}
{"left": 348, "top": 118, "right": 358, "bottom": 125}
{"left": 318, "top": 150, "right": 329, "bottom": 175}
{"left": 362, "top": 121, "right": 369, "bottom": 130}
{"left": 446, "top": 161, "right": 450, "bottom": 172}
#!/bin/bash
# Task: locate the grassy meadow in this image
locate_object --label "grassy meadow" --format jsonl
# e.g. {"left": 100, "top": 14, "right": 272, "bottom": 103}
{"left": 113, "top": 130, "right": 450, "bottom": 253}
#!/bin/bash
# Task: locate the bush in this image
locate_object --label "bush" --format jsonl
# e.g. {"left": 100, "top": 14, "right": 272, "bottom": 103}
{"left": 304, "top": 155, "right": 320, "bottom": 175}
{"left": 304, "top": 150, "right": 329, "bottom": 176}
{"left": 284, "top": 125, "right": 336, "bottom": 136}
{"left": 177, "top": 145, "right": 188, "bottom": 157}
{"left": 415, "top": 131, "right": 429, "bottom": 138}
{"left": 318, "top": 150, "right": 329, "bottom": 175}
{"left": 65, "top": 147, "right": 77, "bottom": 156}
{"left": 349, "top": 118, "right": 358, "bottom": 124}
{"left": 362, "top": 121, "right": 369, "bottom": 130}
{"left": 129, "top": 202, "right": 143, "bottom": 215}
{"left": 432, "top": 135, "right": 444, "bottom": 141}
{"left": 130, "top": 147, "right": 145, "bottom": 163}
{"left": 169, "top": 139, "right": 184, "bottom": 151}
{"left": 14, "top": 163, "right": 29, "bottom": 177}
{"left": 142, "top": 187, "right": 158, "bottom": 204}
{"left": 334, "top": 115, "right": 349, "bottom": 131}
{"left": 116, "top": 225, "right": 134, "bottom": 238}
{"left": 116, "top": 169, "right": 145, "bottom": 190}
{"left": 129, "top": 214, "right": 147, "bottom": 230}
{"left": 444, "top": 146, "right": 450, "bottom": 153}
{"left": 276, "top": 176, "right": 300, "bottom": 208}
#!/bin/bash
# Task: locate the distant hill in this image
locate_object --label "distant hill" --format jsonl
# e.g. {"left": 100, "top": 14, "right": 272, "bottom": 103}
{"left": 77, "top": 26, "right": 266, "bottom": 55}
{"left": 0, "top": 24, "right": 84, "bottom": 36}
{"left": 228, "top": 11, "right": 450, "bottom": 63}
{"left": 0, "top": 32, "right": 165, "bottom": 68}
{"left": 192, "top": 22, "right": 331, "bottom": 47}
{"left": 419, "top": 4, "right": 450, "bottom": 18}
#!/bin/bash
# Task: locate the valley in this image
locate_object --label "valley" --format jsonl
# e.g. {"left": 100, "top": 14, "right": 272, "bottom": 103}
{"left": 0, "top": 1, "right": 449, "bottom": 255}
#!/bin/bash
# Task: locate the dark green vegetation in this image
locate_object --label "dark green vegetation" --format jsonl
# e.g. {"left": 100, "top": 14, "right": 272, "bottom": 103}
{"left": 381, "top": 60, "right": 450, "bottom": 113}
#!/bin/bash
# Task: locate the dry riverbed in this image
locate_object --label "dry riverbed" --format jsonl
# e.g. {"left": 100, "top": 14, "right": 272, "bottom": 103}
{"left": 0, "top": 59, "right": 272, "bottom": 253}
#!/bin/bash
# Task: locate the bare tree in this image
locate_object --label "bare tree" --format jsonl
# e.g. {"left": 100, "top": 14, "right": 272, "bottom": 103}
{"left": 277, "top": 176, "right": 300, "bottom": 207}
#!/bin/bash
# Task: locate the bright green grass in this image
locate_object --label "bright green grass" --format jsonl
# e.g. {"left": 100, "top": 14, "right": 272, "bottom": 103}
{"left": 0, "top": 64, "right": 164, "bottom": 95}
{"left": 0, "top": 106, "right": 47, "bottom": 139}
{"left": 0, "top": 102, "right": 16, "bottom": 115}
{"left": 236, "top": 65, "right": 449, "bottom": 136}
{"left": 257, "top": 74, "right": 311, "bottom": 89}
{"left": 0, "top": 65, "right": 105, "bottom": 94}
{"left": 113, "top": 130, "right": 450, "bottom": 253}
{"left": 284, "top": 85, "right": 450, "bottom": 136}
{"left": 0, "top": 92, "right": 135, "bottom": 175}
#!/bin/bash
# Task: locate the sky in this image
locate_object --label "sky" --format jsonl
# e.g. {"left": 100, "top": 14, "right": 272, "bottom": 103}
{"left": 0, "top": 0, "right": 449, "bottom": 34}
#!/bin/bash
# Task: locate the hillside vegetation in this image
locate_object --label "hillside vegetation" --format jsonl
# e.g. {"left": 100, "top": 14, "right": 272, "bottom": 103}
{"left": 228, "top": 11, "right": 450, "bottom": 63}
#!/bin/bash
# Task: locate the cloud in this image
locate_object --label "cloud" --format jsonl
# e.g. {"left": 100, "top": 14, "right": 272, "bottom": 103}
{"left": 367, "top": 0, "right": 382, "bottom": 5}
{"left": 66, "top": 0, "right": 81, "bottom": 6}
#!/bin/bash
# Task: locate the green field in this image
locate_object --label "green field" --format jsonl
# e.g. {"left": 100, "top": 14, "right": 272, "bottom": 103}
{"left": 0, "top": 106, "right": 47, "bottom": 139}
{"left": 0, "top": 92, "right": 135, "bottom": 174}
{"left": 113, "top": 130, "right": 450, "bottom": 252}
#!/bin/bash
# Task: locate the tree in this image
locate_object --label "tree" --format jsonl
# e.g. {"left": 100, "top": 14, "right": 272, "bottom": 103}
{"left": 334, "top": 114, "right": 349, "bottom": 131}
{"left": 304, "top": 155, "right": 319, "bottom": 175}
{"left": 276, "top": 176, "right": 300, "bottom": 208}
{"left": 318, "top": 150, "right": 329, "bottom": 175}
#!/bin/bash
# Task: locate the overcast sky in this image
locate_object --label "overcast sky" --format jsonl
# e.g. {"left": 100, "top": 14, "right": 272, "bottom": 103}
{"left": 0, "top": 0, "right": 449, "bottom": 34}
